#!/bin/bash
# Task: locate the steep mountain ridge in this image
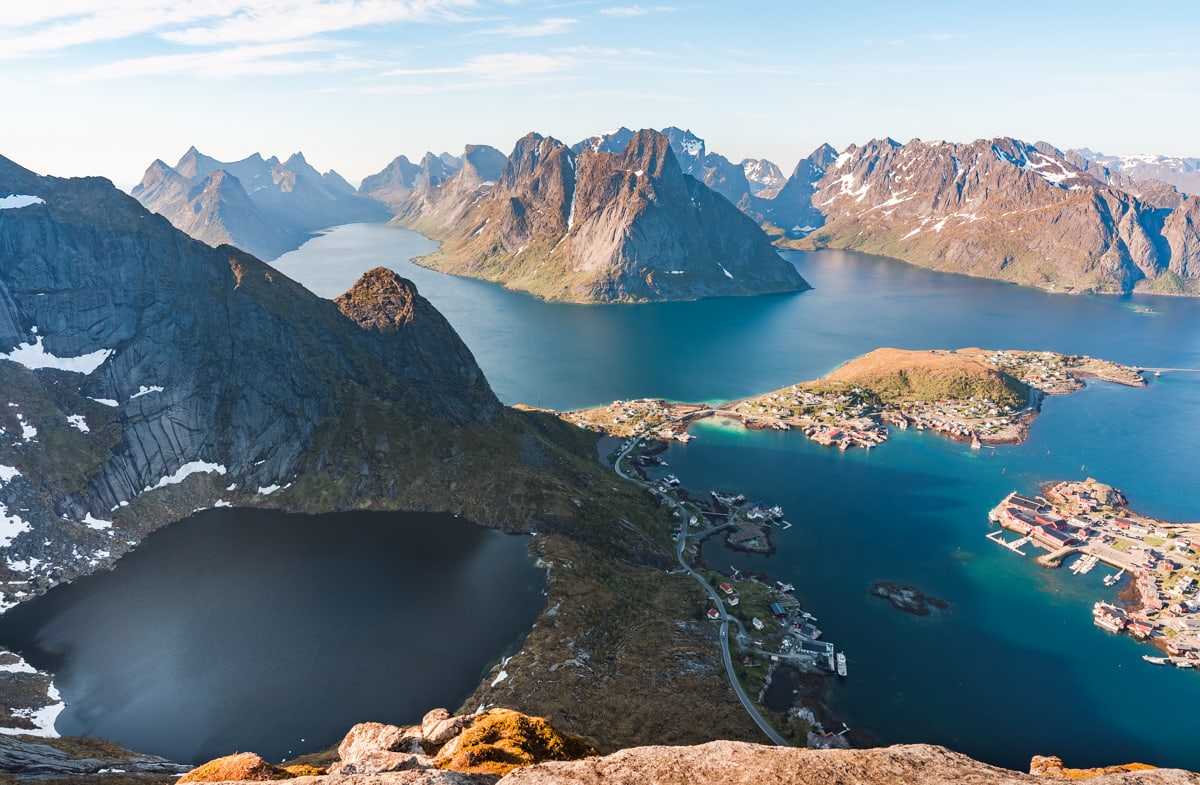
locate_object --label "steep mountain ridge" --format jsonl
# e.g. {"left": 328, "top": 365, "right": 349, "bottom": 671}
{"left": 790, "top": 136, "right": 1200, "bottom": 294}
{"left": 387, "top": 129, "right": 808, "bottom": 302}
{"left": 132, "top": 147, "right": 390, "bottom": 260}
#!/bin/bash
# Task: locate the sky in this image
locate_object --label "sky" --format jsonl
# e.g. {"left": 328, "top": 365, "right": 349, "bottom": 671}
{"left": 2, "top": 0, "right": 1199, "bottom": 189}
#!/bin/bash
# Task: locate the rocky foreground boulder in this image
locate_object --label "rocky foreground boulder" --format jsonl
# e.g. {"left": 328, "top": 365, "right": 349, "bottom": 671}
{"left": 496, "top": 742, "right": 1198, "bottom": 784}
{"left": 174, "top": 708, "right": 595, "bottom": 784}
{"left": 169, "top": 738, "right": 1198, "bottom": 785}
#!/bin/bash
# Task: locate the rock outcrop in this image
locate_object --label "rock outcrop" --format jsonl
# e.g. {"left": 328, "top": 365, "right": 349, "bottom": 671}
{"left": 1030, "top": 754, "right": 1159, "bottom": 780}
{"left": 178, "top": 752, "right": 294, "bottom": 782}
{"left": 496, "top": 742, "right": 1198, "bottom": 785}
{"left": 297, "top": 708, "right": 595, "bottom": 779}
{"left": 390, "top": 129, "right": 808, "bottom": 302}
{"left": 132, "top": 147, "right": 390, "bottom": 259}
{"left": 0, "top": 733, "right": 188, "bottom": 781}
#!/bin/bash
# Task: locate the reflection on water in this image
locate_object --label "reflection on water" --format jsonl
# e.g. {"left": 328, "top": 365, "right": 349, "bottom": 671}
{"left": 0, "top": 509, "right": 543, "bottom": 764}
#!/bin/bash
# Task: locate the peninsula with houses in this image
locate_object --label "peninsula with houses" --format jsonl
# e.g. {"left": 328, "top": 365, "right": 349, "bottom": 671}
{"left": 560, "top": 347, "right": 1146, "bottom": 451}
{"left": 989, "top": 479, "right": 1200, "bottom": 669}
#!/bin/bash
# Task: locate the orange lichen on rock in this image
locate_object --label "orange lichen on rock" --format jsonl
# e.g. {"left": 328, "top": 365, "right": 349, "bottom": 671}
{"left": 176, "top": 752, "right": 294, "bottom": 782}
{"left": 434, "top": 708, "right": 596, "bottom": 777}
{"left": 1031, "top": 755, "right": 1158, "bottom": 780}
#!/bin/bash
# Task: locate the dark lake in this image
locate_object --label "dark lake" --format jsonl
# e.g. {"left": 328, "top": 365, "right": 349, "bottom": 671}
{"left": 0, "top": 509, "right": 543, "bottom": 764}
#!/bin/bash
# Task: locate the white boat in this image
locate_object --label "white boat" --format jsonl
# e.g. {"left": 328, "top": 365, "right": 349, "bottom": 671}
{"left": 836, "top": 652, "right": 847, "bottom": 677}
{"left": 1143, "top": 655, "right": 1169, "bottom": 665}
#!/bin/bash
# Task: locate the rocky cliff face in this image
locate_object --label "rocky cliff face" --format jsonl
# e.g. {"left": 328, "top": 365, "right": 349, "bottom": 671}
{"left": 659, "top": 127, "right": 757, "bottom": 209}
{"left": 392, "top": 129, "right": 808, "bottom": 302}
{"left": 791, "top": 137, "right": 1200, "bottom": 295}
{"left": 758, "top": 143, "right": 838, "bottom": 238}
{"left": 132, "top": 147, "right": 390, "bottom": 259}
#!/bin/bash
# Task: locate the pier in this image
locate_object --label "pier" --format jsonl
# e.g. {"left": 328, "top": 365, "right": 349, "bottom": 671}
{"left": 986, "top": 529, "right": 1031, "bottom": 555}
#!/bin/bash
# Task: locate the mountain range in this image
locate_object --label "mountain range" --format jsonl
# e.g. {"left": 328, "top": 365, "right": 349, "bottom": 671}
{"left": 383, "top": 129, "right": 809, "bottom": 302}
{"left": 788, "top": 137, "right": 1200, "bottom": 295}
{"left": 131, "top": 129, "right": 1200, "bottom": 300}
{"left": 132, "top": 147, "right": 390, "bottom": 260}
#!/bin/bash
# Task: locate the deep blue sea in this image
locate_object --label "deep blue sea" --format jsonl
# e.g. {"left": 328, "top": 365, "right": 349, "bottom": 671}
{"left": 17, "top": 224, "right": 1185, "bottom": 769}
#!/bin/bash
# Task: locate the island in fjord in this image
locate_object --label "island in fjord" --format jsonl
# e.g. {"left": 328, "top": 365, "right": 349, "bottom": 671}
{"left": 560, "top": 347, "right": 1147, "bottom": 450}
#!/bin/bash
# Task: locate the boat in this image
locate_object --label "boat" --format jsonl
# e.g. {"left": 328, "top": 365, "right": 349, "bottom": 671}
{"left": 836, "top": 652, "right": 847, "bottom": 677}
{"left": 1154, "top": 371, "right": 1162, "bottom": 377}
{"left": 1175, "top": 660, "right": 1194, "bottom": 669}
{"left": 1143, "top": 655, "right": 1169, "bottom": 665}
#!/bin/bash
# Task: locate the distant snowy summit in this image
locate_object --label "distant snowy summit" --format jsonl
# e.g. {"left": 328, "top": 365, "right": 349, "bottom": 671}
{"left": 374, "top": 128, "right": 809, "bottom": 303}
{"left": 1070, "top": 147, "right": 1200, "bottom": 197}
{"left": 132, "top": 147, "right": 389, "bottom": 260}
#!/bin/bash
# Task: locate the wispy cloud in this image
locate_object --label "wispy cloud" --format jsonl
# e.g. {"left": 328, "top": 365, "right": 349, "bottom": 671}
{"left": 60, "top": 40, "right": 372, "bottom": 84}
{"left": 162, "top": 1, "right": 476, "bottom": 46}
{"left": 0, "top": 1, "right": 478, "bottom": 59}
{"left": 599, "top": 5, "right": 676, "bottom": 17}
{"left": 382, "top": 51, "right": 572, "bottom": 80}
{"left": 472, "top": 16, "right": 576, "bottom": 37}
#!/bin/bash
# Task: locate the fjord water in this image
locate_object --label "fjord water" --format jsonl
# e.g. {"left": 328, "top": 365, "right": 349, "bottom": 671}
{"left": 0, "top": 509, "right": 544, "bottom": 765}
{"left": 275, "top": 224, "right": 1200, "bottom": 770}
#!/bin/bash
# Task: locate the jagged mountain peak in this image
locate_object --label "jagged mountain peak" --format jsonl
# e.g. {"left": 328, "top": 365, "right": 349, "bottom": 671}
{"left": 572, "top": 127, "right": 636, "bottom": 155}
{"left": 661, "top": 126, "right": 706, "bottom": 159}
{"left": 390, "top": 128, "right": 808, "bottom": 303}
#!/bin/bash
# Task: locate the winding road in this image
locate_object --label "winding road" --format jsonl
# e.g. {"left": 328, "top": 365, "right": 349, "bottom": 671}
{"left": 613, "top": 434, "right": 788, "bottom": 746}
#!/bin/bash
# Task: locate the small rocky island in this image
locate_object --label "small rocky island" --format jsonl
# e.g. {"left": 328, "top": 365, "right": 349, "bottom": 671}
{"left": 869, "top": 582, "right": 949, "bottom": 617}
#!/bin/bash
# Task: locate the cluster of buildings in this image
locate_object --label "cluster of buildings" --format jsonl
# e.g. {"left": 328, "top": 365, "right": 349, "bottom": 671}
{"left": 561, "top": 398, "right": 701, "bottom": 441}
{"left": 961, "top": 349, "right": 1145, "bottom": 395}
{"left": 990, "top": 480, "right": 1200, "bottom": 668}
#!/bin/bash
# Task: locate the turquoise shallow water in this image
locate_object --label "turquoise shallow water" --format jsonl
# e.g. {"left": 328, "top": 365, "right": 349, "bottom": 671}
{"left": 273, "top": 225, "right": 1200, "bottom": 768}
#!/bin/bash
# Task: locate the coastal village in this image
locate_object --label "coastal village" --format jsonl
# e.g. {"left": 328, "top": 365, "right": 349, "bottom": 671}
{"left": 612, "top": 433, "right": 852, "bottom": 746}
{"left": 553, "top": 348, "right": 1167, "bottom": 743}
{"left": 989, "top": 479, "right": 1200, "bottom": 668}
{"left": 561, "top": 348, "right": 1146, "bottom": 452}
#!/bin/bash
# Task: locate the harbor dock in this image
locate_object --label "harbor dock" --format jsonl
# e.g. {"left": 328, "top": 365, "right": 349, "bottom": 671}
{"left": 988, "top": 480, "right": 1200, "bottom": 670}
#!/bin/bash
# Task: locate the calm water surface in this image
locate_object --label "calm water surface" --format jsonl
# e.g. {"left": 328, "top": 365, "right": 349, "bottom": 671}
{"left": 0, "top": 509, "right": 543, "bottom": 764}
